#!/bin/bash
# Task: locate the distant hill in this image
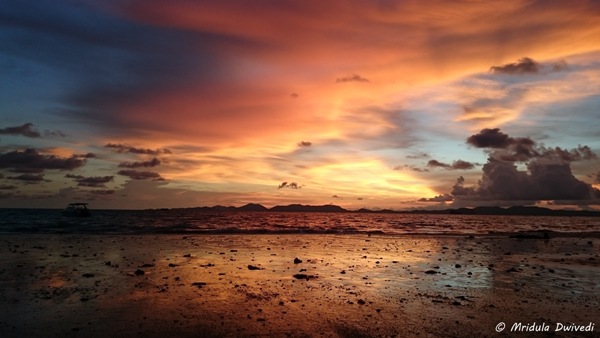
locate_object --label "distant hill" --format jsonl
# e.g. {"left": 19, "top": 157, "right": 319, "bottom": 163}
{"left": 238, "top": 203, "right": 269, "bottom": 212}
{"left": 269, "top": 204, "right": 347, "bottom": 213}
{"left": 404, "top": 205, "right": 600, "bottom": 217}
{"left": 166, "top": 204, "right": 600, "bottom": 216}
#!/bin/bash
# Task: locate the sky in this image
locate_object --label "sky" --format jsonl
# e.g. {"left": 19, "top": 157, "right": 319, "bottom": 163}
{"left": 1, "top": 0, "right": 599, "bottom": 210}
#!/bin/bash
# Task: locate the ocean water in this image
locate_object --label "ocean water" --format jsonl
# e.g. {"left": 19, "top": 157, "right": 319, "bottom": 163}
{"left": 1, "top": 208, "right": 599, "bottom": 235}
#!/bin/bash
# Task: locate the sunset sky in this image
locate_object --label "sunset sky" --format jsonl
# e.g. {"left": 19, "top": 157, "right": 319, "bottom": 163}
{"left": 1, "top": 0, "right": 599, "bottom": 210}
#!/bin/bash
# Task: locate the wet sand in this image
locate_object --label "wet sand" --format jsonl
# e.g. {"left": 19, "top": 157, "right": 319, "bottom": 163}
{"left": 0, "top": 234, "right": 598, "bottom": 337}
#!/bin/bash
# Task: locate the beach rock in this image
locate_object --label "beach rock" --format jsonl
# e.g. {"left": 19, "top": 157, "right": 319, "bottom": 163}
{"left": 135, "top": 269, "right": 145, "bottom": 276}
{"left": 247, "top": 265, "right": 264, "bottom": 270}
{"left": 168, "top": 263, "right": 178, "bottom": 267}
{"left": 192, "top": 282, "right": 207, "bottom": 288}
{"left": 455, "top": 264, "right": 462, "bottom": 268}
{"left": 82, "top": 273, "right": 95, "bottom": 278}
{"left": 292, "top": 273, "right": 316, "bottom": 280}
{"left": 294, "top": 257, "right": 302, "bottom": 264}
{"left": 139, "top": 263, "right": 155, "bottom": 268}
{"left": 357, "top": 299, "right": 366, "bottom": 305}
{"left": 424, "top": 270, "right": 438, "bottom": 274}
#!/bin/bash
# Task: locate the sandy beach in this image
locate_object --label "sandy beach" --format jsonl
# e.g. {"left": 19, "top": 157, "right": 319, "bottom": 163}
{"left": 0, "top": 234, "right": 598, "bottom": 337}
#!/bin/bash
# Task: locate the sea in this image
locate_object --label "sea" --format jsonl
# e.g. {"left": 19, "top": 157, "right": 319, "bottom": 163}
{"left": 1, "top": 208, "right": 599, "bottom": 236}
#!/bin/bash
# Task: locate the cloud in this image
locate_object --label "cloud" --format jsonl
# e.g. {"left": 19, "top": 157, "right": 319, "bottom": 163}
{"left": 278, "top": 181, "right": 300, "bottom": 189}
{"left": 117, "top": 169, "right": 164, "bottom": 181}
{"left": 0, "top": 123, "right": 40, "bottom": 138}
{"left": 43, "top": 129, "right": 67, "bottom": 138}
{"left": 448, "top": 129, "right": 600, "bottom": 205}
{"left": 297, "top": 141, "right": 312, "bottom": 147}
{"left": 490, "top": 57, "right": 567, "bottom": 75}
{"left": 106, "top": 144, "right": 171, "bottom": 155}
{"left": 118, "top": 157, "right": 161, "bottom": 168}
{"left": 418, "top": 194, "right": 453, "bottom": 202}
{"left": 88, "top": 189, "right": 115, "bottom": 195}
{"left": 467, "top": 128, "right": 597, "bottom": 163}
{"left": 452, "top": 158, "right": 599, "bottom": 202}
{"left": 490, "top": 57, "right": 540, "bottom": 74}
{"left": 336, "top": 74, "right": 369, "bottom": 83}
{"left": 406, "top": 153, "right": 430, "bottom": 159}
{"left": 7, "top": 173, "right": 47, "bottom": 183}
{"left": 0, "top": 149, "right": 86, "bottom": 173}
{"left": 466, "top": 128, "right": 513, "bottom": 148}
{"left": 65, "top": 174, "right": 114, "bottom": 187}
{"left": 427, "top": 159, "right": 475, "bottom": 170}
{"left": 394, "top": 165, "right": 428, "bottom": 173}
{"left": 0, "top": 184, "right": 18, "bottom": 190}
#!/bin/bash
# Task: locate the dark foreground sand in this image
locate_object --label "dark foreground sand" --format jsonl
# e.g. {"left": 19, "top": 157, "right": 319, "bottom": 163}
{"left": 0, "top": 234, "right": 598, "bottom": 338}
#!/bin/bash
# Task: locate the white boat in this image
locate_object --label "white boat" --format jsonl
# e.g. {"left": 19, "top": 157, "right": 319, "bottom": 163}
{"left": 63, "top": 203, "right": 91, "bottom": 217}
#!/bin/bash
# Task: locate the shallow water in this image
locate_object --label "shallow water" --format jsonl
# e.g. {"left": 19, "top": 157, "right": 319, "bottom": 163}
{"left": 1, "top": 209, "right": 599, "bottom": 235}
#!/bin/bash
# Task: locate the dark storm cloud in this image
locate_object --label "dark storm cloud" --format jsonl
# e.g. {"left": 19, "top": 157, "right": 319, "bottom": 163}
{"left": 466, "top": 128, "right": 513, "bottom": 148}
{"left": 451, "top": 158, "right": 599, "bottom": 202}
{"left": 65, "top": 174, "right": 114, "bottom": 187}
{"left": 0, "top": 123, "right": 40, "bottom": 138}
{"left": 418, "top": 194, "right": 453, "bottom": 202}
{"left": 118, "top": 158, "right": 161, "bottom": 168}
{"left": 336, "top": 74, "right": 369, "bottom": 83}
{"left": 467, "top": 128, "right": 597, "bottom": 163}
{"left": 449, "top": 129, "right": 600, "bottom": 204}
{"left": 596, "top": 172, "right": 600, "bottom": 184}
{"left": 0, "top": 184, "right": 17, "bottom": 190}
{"left": 540, "top": 145, "right": 597, "bottom": 162}
{"left": 117, "top": 169, "right": 164, "bottom": 181}
{"left": 297, "top": 141, "right": 312, "bottom": 147}
{"left": 0, "top": 149, "right": 86, "bottom": 173}
{"left": 278, "top": 181, "right": 300, "bottom": 189}
{"left": 490, "top": 57, "right": 568, "bottom": 75}
{"left": 7, "top": 173, "right": 46, "bottom": 183}
{"left": 427, "top": 159, "right": 475, "bottom": 170}
{"left": 106, "top": 144, "right": 171, "bottom": 155}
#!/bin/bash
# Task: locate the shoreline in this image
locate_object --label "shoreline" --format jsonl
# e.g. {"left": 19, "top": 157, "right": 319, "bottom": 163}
{"left": 1, "top": 234, "right": 598, "bottom": 337}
